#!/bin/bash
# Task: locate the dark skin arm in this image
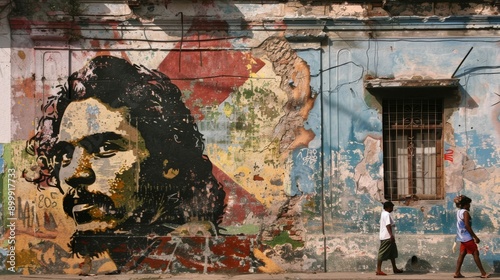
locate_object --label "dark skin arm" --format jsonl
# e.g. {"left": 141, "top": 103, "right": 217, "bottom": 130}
{"left": 463, "top": 211, "right": 480, "bottom": 243}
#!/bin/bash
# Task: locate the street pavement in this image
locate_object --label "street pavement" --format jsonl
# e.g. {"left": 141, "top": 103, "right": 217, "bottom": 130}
{"left": 0, "top": 272, "right": 498, "bottom": 280}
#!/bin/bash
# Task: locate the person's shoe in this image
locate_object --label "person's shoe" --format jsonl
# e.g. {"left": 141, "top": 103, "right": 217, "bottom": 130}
{"left": 375, "top": 271, "right": 387, "bottom": 276}
{"left": 393, "top": 268, "right": 403, "bottom": 274}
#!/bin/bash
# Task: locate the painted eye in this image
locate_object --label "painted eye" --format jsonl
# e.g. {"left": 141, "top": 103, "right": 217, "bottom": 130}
{"left": 95, "top": 141, "right": 126, "bottom": 158}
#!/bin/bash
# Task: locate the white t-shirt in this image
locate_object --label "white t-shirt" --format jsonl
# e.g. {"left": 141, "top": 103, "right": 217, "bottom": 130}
{"left": 379, "top": 210, "right": 394, "bottom": 240}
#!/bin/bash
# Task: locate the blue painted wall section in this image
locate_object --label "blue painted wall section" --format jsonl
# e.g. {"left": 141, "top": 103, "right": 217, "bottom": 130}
{"left": 320, "top": 32, "right": 500, "bottom": 272}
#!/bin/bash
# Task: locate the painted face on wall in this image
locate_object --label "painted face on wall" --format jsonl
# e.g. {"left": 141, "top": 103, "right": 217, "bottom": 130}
{"left": 56, "top": 97, "right": 148, "bottom": 232}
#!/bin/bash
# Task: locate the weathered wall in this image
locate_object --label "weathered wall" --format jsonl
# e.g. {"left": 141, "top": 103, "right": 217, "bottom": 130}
{"left": 0, "top": 1, "right": 11, "bottom": 144}
{"left": 319, "top": 30, "right": 500, "bottom": 272}
{"left": 1, "top": 0, "right": 500, "bottom": 276}
{"left": 0, "top": 0, "right": 12, "bottom": 273}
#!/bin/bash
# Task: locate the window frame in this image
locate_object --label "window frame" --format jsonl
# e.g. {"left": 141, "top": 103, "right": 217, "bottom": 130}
{"left": 382, "top": 97, "right": 444, "bottom": 201}
{"left": 364, "top": 78, "right": 460, "bottom": 202}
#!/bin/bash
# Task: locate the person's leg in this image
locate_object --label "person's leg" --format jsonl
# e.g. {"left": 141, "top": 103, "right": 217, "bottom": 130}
{"left": 390, "top": 242, "right": 402, "bottom": 273}
{"left": 390, "top": 258, "right": 403, "bottom": 273}
{"left": 472, "top": 250, "right": 490, "bottom": 278}
{"left": 376, "top": 241, "right": 387, "bottom": 275}
{"left": 454, "top": 250, "right": 466, "bottom": 278}
{"left": 376, "top": 259, "right": 386, "bottom": 275}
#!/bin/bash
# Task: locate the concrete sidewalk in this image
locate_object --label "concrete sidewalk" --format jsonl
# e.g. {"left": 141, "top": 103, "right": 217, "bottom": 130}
{"left": 1, "top": 272, "right": 498, "bottom": 280}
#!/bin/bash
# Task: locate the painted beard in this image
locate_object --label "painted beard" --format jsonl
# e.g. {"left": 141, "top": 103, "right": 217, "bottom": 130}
{"left": 63, "top": 187, "right": 127, "bottom": 232}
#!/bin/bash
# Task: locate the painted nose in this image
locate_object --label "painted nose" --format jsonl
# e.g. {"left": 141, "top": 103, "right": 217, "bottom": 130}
{"left": 64, "top": 147, "right": 96, "bottom": 188}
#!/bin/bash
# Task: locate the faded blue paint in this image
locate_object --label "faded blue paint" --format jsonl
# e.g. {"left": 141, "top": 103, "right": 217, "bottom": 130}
{"left": 288, "top": 49, "right": 323, "bottom": 196}
{"left": 353, "top": 109, "right": 382, "bottom": 141}
{"left": 454, "top": 131, "right": 499, "bottom": 167}
{"left": 321, "top": 35, "right": 500, "bottom": 271}
{"left": 473, "top": 207, "right": 496, "bottom": 232}
{"left": 394, "top": 207, "right": 419, "bottom": 233}
{"left": 297, "top": 49, "right": 322, "bottom": 149}
{"left": 421, "top": 206, "right": 449, "bottom": 234}
{"left": 289, "top": 148, "right": 321, "bottom": 195}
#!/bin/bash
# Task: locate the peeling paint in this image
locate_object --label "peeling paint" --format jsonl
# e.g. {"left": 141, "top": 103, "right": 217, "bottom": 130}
{"left": 2, "top": 0, "right": 500, "bottom": 276}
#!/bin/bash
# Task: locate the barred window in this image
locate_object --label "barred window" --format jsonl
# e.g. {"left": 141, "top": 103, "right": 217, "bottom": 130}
{"left": 382, "top": 98, "right": 444, "bottom": 201}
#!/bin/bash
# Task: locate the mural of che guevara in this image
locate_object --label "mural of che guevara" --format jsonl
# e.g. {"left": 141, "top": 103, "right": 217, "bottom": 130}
{"left": 25, "top": 55, "right": 227, "bottom": 273}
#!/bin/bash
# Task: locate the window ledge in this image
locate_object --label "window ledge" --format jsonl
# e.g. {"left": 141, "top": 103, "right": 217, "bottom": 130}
{"left": 365, "top": 78, "right": 460, "bottom": 98}
{"left": 365, "top": 78, "right": 460, "bottom": 89}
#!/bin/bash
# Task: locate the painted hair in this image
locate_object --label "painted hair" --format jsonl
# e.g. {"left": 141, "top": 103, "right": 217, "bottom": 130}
{"left": 25, "top": 55, "right": 226, "bottom": 230}
{"left": 454, "top": 195, "right": 472, "bottom": 208}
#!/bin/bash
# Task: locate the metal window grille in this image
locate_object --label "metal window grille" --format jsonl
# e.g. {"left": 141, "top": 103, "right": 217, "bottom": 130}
{"left": 382, "top": 98, "right": 444, "bottom": 201}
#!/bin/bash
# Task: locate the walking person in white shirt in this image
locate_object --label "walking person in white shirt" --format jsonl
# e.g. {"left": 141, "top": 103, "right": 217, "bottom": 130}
{"left": 376, "top": 201, "right": 403, "bottom": 276}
